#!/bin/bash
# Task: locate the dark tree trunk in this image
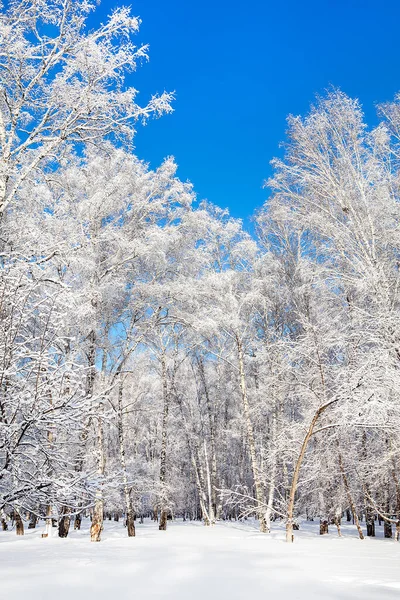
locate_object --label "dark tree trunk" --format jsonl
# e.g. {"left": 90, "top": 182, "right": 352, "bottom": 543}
{"left": 74, "top": 514, "right": 82, "bottom": 530}
{"left": 1, "top": 517, "right": 8, "bottom": 530}
{"left": 58, "top": 508, "right": 71, "bottom": 538}
{"left": 366, "top": 513, "right": 375, "bottom": 537}
{"left": 320, "top": 520, "right": 329, "bottom": 535}
{"left": 28, "top": 513, "right": 38, "bottom": 529}
{"left": 384, "top": 520, "right": 393, "bottom": 538}
{"left": 15, "top": 512, "right": 24, "bottom": 536}
{"left": 346, "top": 509, "right": 351, "bottom": 522}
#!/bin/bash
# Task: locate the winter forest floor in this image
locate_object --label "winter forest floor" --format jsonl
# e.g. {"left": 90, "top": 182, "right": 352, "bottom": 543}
{"left": 1, "top": 519, "right": 400, "bottom": 600}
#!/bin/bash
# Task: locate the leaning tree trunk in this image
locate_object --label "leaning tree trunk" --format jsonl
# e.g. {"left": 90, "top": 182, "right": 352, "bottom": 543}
{"left": 286, "top": 409, "right": 322, "bottom": 543}
{"left": 178, "top": 396, "right": 211, "bottom": 525}
{"left": 192, "top": 447, "right": 211, "bottom": 526}
{"left": 338, "top": 453, "right": 364, "bottom": 540}
{"left": 236, "top": 336, "right": 267, "bottom": 533}
{"left": 117, "top": 378, "right": 135, "bottom": 537}
{"left": 159, "top": 352, "right": 169, "bottom": 531}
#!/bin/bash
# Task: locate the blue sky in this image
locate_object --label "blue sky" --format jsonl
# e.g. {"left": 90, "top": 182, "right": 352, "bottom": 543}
{"left": 94, "top": 0, "right": 400, "bottom": 224}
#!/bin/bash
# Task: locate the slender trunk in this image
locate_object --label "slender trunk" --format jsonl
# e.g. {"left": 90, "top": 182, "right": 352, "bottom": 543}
{"left": 43, "top": 504, "right": 52, "bottom": 538}
{"left": 117, "top": 378, "right": 135, "bottom": 537}
{"left": 43, "top": 375, "right": 54, "bottom": 539}
{"left": 199, "top": 358, "right": 218, "bottom": 518}
{"left": 338, "top": 453, "right": 364, "bottom": 540}
{"left": 362, "top": 432, "right": 375, "bottom": 537}
{"left": 159, "top": 352, "right": 169, "bottom": 531}
{"left": 204, "top": 440, "right": 215, "bottom": 525}
{"left": 178, "top": 397, "right": 211, "bottom": 526}
{"left": 236, "top": 337, "right": 266, "bottom": 533}
{"left": 265, "top": 409, "right": 277, "bottom": 533}
{"left": 90, "top": 405, "right": 105, "bottom": 542}
{"left": 265, "top": 467, "right": 276, "bottom": 534}
{"left": 87, "top": 330, "right": 105, "bottom": 543}
{"left": 286, "top": 409, "right": 322, "bottom": 542}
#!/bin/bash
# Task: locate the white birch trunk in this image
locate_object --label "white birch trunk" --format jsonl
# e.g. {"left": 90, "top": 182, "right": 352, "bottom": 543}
{"left": 236, "top": 336, "right": 267, "bottom": 533}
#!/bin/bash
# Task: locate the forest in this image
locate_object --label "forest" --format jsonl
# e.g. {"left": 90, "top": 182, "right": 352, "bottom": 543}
{"left": 1, "top": 4, "right": 400, "bottom": 590}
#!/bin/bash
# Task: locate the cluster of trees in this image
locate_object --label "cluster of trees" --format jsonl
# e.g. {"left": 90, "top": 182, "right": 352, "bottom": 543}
{"left": 1, "top": 1, "right": 400, "bottom": 544}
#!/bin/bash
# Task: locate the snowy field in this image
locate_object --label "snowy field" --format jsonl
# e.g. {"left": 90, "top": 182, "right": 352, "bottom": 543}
{"left": 1, "top": 519, "right": 400, "bottom": 600}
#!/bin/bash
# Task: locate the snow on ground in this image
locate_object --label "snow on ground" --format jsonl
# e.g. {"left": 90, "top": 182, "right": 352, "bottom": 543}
{"left": 1, "top": 518, "right": 399, "bottom": 600}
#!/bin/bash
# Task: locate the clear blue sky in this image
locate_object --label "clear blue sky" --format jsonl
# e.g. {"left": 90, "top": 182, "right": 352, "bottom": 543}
{"left": 95, "top": 0, "right": 400, "bottom": 223}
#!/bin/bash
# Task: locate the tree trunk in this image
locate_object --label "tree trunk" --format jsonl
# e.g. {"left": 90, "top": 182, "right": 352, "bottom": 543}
{"left": 15, "top": 511, "right": 24, "bottom": 536}
{"left": 159, "top": 352, "right": 169, "bottom": 531}
{"left": 177, "top": 387, "right": 212, "bottom": 526}
{"left": 90, "top": 406, "right": 105, "bottom": 542}
{"left": 362, "top": 432, "right": 375, "bottom": 537}
{"left": 384, "top": 520, "right": 393, "bottom": 538}
{"left": 58, "top": 507, "right": 71, "bottom": 538}
{"left": 286, "top": 409, "right": 322, "bottom": 543}
{"left": 74, "top": 514, "right": 82, "bottom": 530}
{"left": 320, "top": 520, "right": 329, "bottom": 535}
{"left": 265, "top": 410, "right": 277, "bottom": 533}
{"left": 366, "top": 511, "right": 375, "bottom": 537}
{"left": 117, "top": 378, "right": 135, "bottom": 537}
{"left": 236, "top": 337, "right": 266, "bottom": 533}
{"left": 159, "top": 510, "right": 168, "bottom": 531}
{"left": 338, "top": 453, "right": 364, "bottom": 540}
{"left": 204, "top": 440, "right": 215, "bottom": 525}
{"left": 43, "top": 504, "right": 52, "bottom": 538}
{"left": 28, "top": 513, "right": 37, "bottom": 529}
{"left": 334, "top": 515, "right": 342, "bottom": 537}
{"left": 199, "top": 358, "right": 218, "bottom": 520}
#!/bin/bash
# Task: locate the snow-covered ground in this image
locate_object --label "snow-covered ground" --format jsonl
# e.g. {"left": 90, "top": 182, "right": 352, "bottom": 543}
{"left": 1, "top": 518, "right": 399, "bottom": 599}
